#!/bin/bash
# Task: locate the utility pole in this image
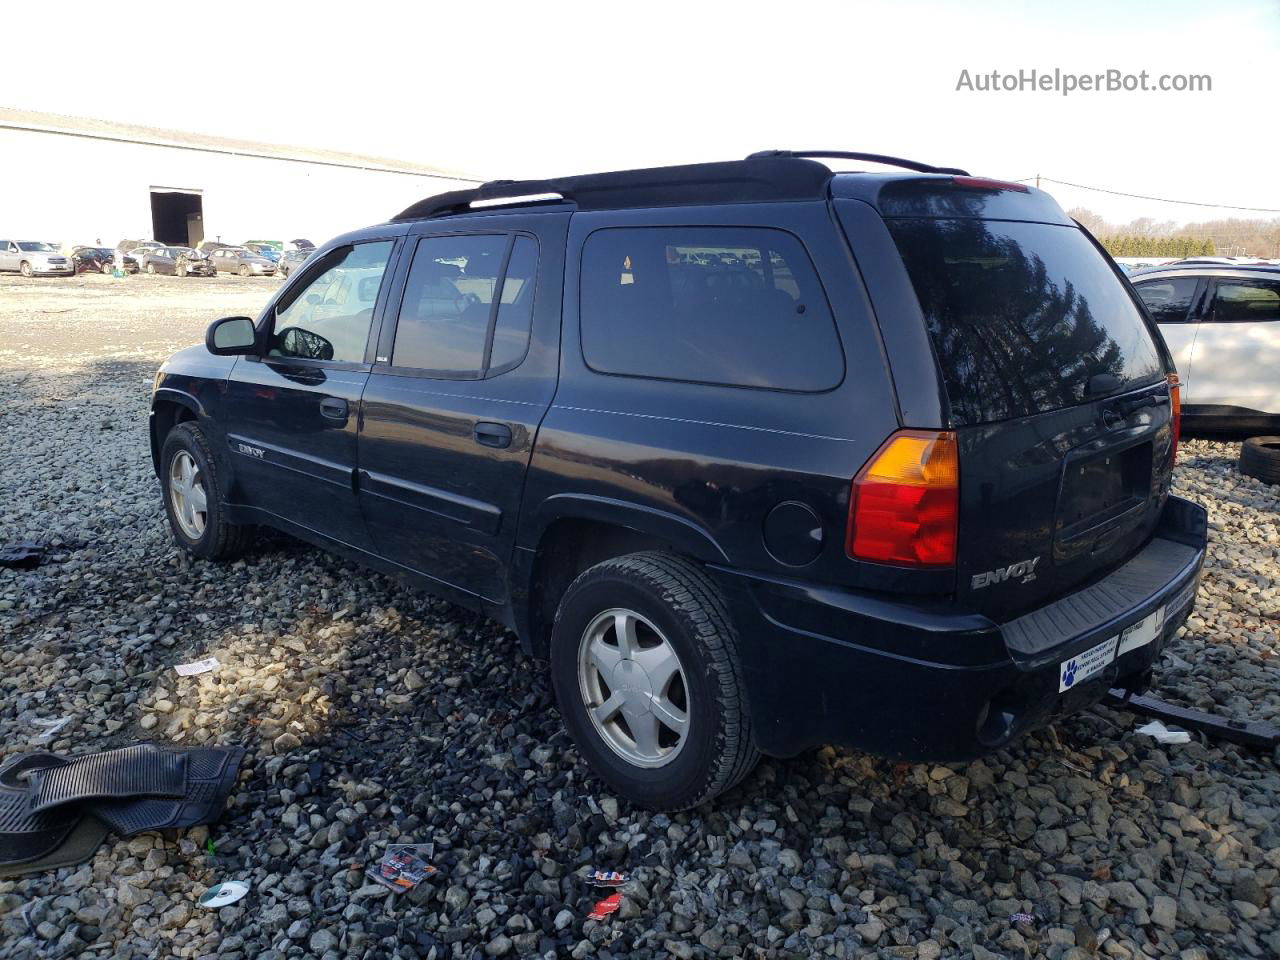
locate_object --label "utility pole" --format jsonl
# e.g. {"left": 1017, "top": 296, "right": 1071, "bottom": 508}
{"left": 1035, "top": 173, "right": 1040, "bottom": 190}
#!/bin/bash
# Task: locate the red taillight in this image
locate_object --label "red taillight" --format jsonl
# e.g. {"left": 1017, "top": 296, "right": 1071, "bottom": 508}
{"left": 950, "top": 176, "right": 1029, "bottom": 193}
{"left": 1168, "top": 373, "right": 1181, "bottom": 465}
{"left": 847, "top": 430, "right": 959, "bottom": 567}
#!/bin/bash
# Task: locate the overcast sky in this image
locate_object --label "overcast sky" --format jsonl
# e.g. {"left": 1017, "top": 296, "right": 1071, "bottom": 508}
{"left": 10, "top": 0, "right": 1278, "bottom": 225}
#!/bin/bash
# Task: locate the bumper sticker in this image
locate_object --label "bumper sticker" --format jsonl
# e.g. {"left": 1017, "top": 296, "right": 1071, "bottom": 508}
{"left": 1116, "top": 607, "right": 1165, "bottom": 657}
{"left": 1059, "top": 635, "right": 1119, "bottom": 692}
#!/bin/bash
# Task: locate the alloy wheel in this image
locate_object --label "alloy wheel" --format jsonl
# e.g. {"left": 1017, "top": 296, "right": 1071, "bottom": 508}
{"left": 577, "top": 608, "right": 690, "bottom": 768}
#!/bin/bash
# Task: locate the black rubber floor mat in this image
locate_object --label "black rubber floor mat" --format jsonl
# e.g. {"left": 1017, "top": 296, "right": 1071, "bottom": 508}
{"left": 0, "top": 752, "right": 69, "bottom": 788}
{"left": 0, "top": 756, "right": 79, "bottom": 866}
{"left": 89, "top": 746, "right": 245, "bottom": 837}
{"left": 0, "top": 816, "right": 110, "bottom": 878}
{"left": 28, "top": 743, "right": 188, "bottom": 813}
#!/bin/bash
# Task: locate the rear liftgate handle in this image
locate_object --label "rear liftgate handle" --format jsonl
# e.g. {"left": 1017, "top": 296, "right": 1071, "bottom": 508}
{"left": 474, "top": 421, "right": 513, "bottom": 449}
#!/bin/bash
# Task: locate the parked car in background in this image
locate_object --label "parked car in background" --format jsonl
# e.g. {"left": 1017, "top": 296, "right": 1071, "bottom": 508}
{"left": 242, "top": 241, "right": 282, "bottom": 263}
{"left": 151, "top": 152, "right": 1205, "bottom": 809}
{"left": 1131, "top": 263, "right": 1280, "bottom": 432}
{"left": 73, "top": 246, "right": 138, "bottom": 274}
{"left": 278, "top": 247, "right": 313, "bottom": 277}
{"left": 118, "top": 239, "right": 164, "bottom": 255}
{"left": 287, "top": 238, "right": 316, "bottom": 253}
{"left": 209, "top": 247, "right": 276, "bottom": 276}
{"left": 197, "top": 241, "right": 236, "bottom": 254}
{"left": 0, "top": 240, "right": 74, "bottom": 276}
{"left": 137, "top": 246, "right": 217, "bottom": 277}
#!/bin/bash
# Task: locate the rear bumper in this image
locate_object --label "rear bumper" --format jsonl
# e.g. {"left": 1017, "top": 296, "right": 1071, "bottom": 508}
{"left": 713, "top": 495, "right": 1207, "bottom": 760}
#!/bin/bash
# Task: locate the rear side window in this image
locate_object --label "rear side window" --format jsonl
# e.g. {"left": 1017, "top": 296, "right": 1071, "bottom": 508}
{"left": 1134, "top": 277, "right": 1199, "bottom": 324}
{"left": 887, "top": 219, "right": 1163, "bottom": 425}
{"left": 580, "top": 226, "right": 843, "bottom": 391}
{"left": 392, "top": 234, "right": 538, "bottom": 378}
{"left": 1211, "top": 279, "right": 1280, "bottom": 323}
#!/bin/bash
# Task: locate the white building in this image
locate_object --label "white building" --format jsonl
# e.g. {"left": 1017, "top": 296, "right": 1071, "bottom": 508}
{"left": 0, "top": 107, "right": 479, "bottom": 250}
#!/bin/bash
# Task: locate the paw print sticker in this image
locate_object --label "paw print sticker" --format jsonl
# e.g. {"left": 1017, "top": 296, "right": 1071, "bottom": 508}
{"left": 1061, "top": 659, "right": 1078, "bottom": 689}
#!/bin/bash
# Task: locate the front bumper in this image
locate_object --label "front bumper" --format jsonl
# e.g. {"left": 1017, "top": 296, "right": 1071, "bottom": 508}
{"left": 32, "top": 263, "right": 74, "bottom": 275}
{"left": 713, "top": 495, "right": 1208, "bottom": 760}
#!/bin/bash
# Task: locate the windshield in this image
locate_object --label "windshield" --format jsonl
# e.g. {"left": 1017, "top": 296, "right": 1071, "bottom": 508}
{"left": 887, "top": 218, "right": 1164, "bottom": 425}
{"left": 18, "top": 242, "right": 56, "bottom": 252}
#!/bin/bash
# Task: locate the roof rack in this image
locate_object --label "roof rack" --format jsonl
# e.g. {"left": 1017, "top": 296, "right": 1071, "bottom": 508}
{"left": 392, "top": 151, "right": 968, "bottom": 221}
{"left": 746, "top": 150, "right": 969, "bottom": 176}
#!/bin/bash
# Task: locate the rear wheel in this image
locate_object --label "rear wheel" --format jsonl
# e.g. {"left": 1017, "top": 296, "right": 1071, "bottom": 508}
{"left": 161, "top": 422, "right": 253, "bottom": 561}
{"left": 1240, "top": 436, "right": 1280, "bottom": 485}
{"left": 19, "top": 261, "right": 32, "bottom": 277}
{"left": 550, "top": 552, "right": 759, "bottom": 810}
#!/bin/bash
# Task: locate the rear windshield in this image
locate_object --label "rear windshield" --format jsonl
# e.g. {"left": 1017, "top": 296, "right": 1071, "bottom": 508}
{"left": 887, "top": 219, "right": 1163, "bottom": 425}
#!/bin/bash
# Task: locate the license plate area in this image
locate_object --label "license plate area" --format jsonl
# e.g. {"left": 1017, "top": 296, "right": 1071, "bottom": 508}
{"left": 1055, "top": 440, "right": 1152, "bottom": 556}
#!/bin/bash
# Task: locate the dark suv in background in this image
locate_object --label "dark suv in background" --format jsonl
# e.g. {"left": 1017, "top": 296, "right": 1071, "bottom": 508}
{"left": 150, "top": 152, "right": 1206, "bottom": 809}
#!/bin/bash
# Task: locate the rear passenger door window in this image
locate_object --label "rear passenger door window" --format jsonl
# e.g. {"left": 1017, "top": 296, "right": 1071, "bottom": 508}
{"left": 1210, "top": 280, "right": 1280, "bottom": 323}
{"left": 390, "top": 233, "right": 538, "bottom": 378}
{"left": 1134, "top": 277, "right": 1200, "bottom": 324}
{"left": 579, "top": 226, "right": 842, "bottom": 391}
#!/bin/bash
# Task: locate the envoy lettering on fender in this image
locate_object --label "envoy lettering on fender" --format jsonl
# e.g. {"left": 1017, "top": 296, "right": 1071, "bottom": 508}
{"left": 236, "top": 442, "right": 264, "bottom": 459}
{"left": 971, "top": 556, "right": 1040, "bottom": 590}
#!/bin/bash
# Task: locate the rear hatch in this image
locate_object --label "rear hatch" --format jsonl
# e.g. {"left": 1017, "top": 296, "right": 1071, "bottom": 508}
{"left": 881, "top": 204, "right": 1176, "bottom": 621}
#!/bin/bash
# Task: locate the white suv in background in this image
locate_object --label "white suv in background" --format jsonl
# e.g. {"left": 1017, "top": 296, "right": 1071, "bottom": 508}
{"left": 0, "top": 240, "right": 74, "bottom": 276}
{"left": 1131, "top": 264, "right": 1280, "bottom": 432}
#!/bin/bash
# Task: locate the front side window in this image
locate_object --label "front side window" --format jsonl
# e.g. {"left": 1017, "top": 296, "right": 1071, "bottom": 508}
{"left": 579, "top": 226, "right": 842, "bottom": 390}
{"left": 391, "top": 233, "right": 538, "bottom": 377}
{"left": 270, "top": 240, "right": 393, "bottom": 363}
{"left": 1211, "top": 280, "right": 1280, "bottom": 323}
{"left": 1134, "top": 277, "right": 1199, "bottom": 324}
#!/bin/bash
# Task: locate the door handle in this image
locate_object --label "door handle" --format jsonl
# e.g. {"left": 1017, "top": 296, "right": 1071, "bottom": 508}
{"left": 474, "top": 421, "right": 512, "bottom": 448}
{"left": 319, "top": 397, "right": 349, "bottom": 420}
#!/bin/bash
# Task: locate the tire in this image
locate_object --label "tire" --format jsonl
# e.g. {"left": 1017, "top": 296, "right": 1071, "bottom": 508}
{"left": 177, "top": 262, "right": 187, "bottom": 278}
{"left": 101, "top": 262, "right": 113, "bottom": 275}
{"left": 19, "top": 261, "right": 32, "bottom": 277}
{"left": 160, "top": 422, "right": 253, "bottom": 561}
{"left": 238, "top": 264, "right": 250, "bottom": 277}
{"left": 1240, "top": 436, "right": 1280, "bottom": 485}
{"left": 550, "top": 551, "right": 760, "bottom": 810}
{"left": 146, "top": 262, "right": 155, "bottom": 274}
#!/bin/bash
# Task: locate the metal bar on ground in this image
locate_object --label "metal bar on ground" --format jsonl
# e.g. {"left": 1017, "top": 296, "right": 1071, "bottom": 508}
{"left": 1106, "top": 688, "right": 1280, "bottom": 750}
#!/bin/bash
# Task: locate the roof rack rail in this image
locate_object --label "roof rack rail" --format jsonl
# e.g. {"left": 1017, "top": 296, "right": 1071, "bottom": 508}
{"left": 392, "top": 157, "right": 834, "bottom": 222}
{"left": 746, "top": 149, "right": 970, "bottom": 177}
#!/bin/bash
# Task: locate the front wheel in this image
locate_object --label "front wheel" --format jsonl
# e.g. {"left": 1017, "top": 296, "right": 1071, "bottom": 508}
{"left": 101, "top": 261, "right": 114, "bottom": 275}
{"left": 550, "top": 552, "right": 760, "bottom": 810}
{"left": 19, "top": 261, "right": 32, "bottom": 277}
{"left": 161, "top": 422, "right": 253, "bottom": 561}
{"left": 146, "top": 262, "right": 155, "bottom": 274}
{"left": 176, "top": 262, "right": 187, "bottom": 278}
{"left": 238, "top": 264, "right": 250, "bottom": 277}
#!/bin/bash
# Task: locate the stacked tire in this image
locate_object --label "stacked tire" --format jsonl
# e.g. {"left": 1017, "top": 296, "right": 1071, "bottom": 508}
{"left": 1239, "top": 437, "right": 1280, "bottom": 485}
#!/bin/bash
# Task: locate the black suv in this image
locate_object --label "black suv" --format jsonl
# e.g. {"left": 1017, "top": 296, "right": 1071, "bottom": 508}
{"left": 150, "top": 152, "right": 1207, "bottom": 809}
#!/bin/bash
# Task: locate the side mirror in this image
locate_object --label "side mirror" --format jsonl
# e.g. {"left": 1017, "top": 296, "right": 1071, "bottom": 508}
{"left": 206, "top": 316, "right": 257, "bottom": 355}
{"left": 305, "top": 293, "right": 322, "bottom": 305}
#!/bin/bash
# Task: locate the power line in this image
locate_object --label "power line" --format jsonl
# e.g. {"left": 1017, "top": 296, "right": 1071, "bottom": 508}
{"left": 1014, "top": 176, "right": 1280, "bottom": 214}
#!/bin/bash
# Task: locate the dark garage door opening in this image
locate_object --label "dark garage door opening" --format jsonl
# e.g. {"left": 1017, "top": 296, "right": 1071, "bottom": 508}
{"left": 150, "top": 189, "right": 204, "bottom": 247}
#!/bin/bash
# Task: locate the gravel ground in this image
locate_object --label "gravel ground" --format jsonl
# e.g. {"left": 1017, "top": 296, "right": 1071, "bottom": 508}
{"left": 0, "top": 274, "right": 1277, "bottom": 960}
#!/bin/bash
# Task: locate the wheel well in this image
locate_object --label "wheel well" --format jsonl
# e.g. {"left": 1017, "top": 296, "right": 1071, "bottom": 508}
{"left": 526, "top": 519, "right": 679, "bottom": 659}
{"left": 150, "top": 400, "right": 196, "bottom": 474}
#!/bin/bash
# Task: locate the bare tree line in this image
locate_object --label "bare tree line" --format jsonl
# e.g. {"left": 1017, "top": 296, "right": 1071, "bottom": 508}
{"left": 1069, "top": 207, "right": 1280, "bottom": 258}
